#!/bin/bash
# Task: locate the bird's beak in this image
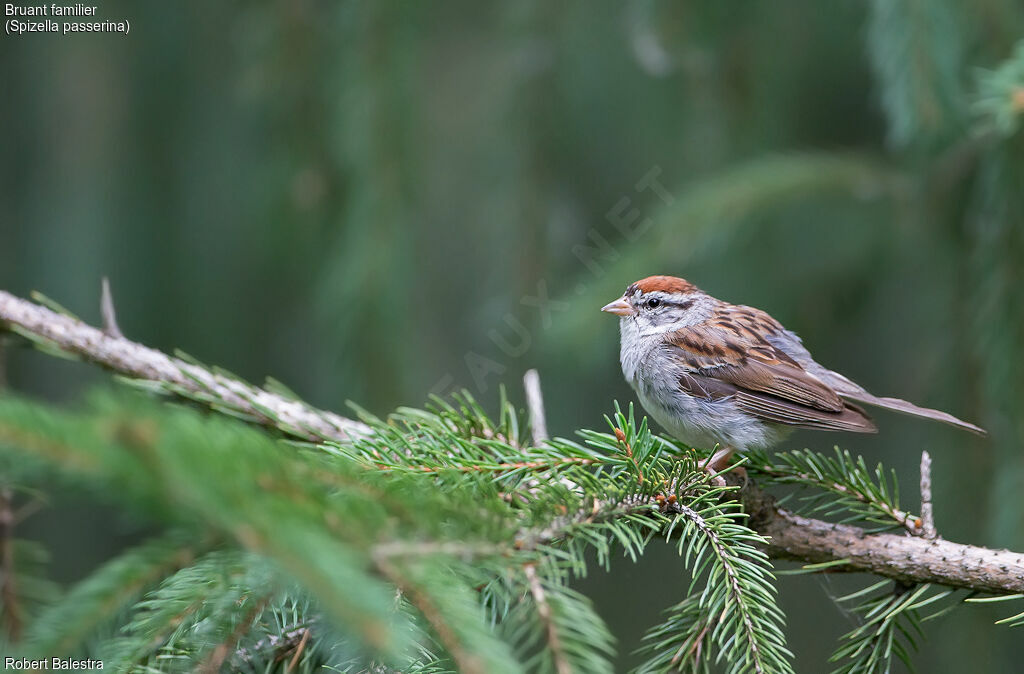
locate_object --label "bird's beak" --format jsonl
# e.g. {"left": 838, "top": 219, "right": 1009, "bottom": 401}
{"left": 601, "top": 296, "right": 634, "bottom": 316}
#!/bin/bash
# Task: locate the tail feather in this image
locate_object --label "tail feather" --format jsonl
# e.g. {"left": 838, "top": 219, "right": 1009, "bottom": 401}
{"left": 763, "top": 335, "right": 988, "bottom": 437}
{"left": 837, "top": 390, "right": 987, "bottom": 436}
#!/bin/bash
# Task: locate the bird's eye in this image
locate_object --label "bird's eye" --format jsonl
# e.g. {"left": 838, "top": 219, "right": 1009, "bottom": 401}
{"left": 645, "top": 298, "right": 660, "bottom": 309}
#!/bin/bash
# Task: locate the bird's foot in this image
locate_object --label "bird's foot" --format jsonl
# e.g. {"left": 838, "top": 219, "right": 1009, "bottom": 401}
{"left": 702, "top": 447, "right": 746, "bottom": 487}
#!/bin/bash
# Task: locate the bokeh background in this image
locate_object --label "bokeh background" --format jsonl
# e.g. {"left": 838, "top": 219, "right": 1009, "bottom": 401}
{"left": 2, "top": 1, "right": 1024, "bottom": 671}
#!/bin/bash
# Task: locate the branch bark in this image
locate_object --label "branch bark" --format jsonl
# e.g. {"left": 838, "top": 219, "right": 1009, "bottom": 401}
{"left": 739, "top": 478, "right": 1024, "bottom": 594}
{"left": 1, "top": 289, "right": 1022, "bottom": 595}
{"left": 0, "top": 290, "right": 368, "bottom": 442}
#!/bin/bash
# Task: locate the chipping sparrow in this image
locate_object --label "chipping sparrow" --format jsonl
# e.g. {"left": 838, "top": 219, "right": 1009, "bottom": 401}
{"left": 602, "top": 276, "right": 985, "bottom": 468}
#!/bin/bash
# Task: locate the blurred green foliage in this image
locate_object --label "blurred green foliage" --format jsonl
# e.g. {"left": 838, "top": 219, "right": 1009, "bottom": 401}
{"left": 2, "top": 0, "right": 1024, "bottom": 671}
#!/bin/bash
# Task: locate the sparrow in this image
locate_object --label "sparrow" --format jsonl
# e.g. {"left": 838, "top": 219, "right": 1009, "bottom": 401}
{"left": 602, "top": 275, "right": 985, "bottom": 469}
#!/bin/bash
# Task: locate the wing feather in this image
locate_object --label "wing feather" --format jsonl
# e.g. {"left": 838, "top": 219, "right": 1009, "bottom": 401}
{"left": 679, "top": 372, "right": 877, "bottom": 433}
{"left": 669, "top": 304, "right": 875, "bottom": 433}
{"left": 666, "top": 305, "right": 845, "bottom": 414}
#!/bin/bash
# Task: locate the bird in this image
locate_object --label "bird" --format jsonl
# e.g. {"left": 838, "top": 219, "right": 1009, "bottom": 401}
{"left": 601, "top": 275, "right": 986, "bottom": 471}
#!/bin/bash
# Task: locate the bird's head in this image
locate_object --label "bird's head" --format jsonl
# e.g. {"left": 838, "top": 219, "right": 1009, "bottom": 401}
{"left": 601, "top": 275, "right": 707, "bottom": 334}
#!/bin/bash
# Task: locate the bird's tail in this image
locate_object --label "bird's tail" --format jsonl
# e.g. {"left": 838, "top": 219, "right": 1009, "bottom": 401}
{"left": 823, "top": 369, "right": 987, "bottom": 436}
{"left": 839, "top": 390, "right": 986, "bottom": 436}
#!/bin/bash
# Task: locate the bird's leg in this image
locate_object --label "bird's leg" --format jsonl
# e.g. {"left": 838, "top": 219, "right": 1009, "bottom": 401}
{"left": 705, "top": 446, "right": 733, "bottom": 472}
{"left": 702, "top": 446, "right": 747, "bottom": 487}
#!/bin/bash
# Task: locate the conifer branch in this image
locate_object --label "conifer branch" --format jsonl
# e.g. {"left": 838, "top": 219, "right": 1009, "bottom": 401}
{"left": 524, "top": 563, "right": 571, "bottom": 674}
{"left": 739, "top": 480, "right": 1024, "bottom": 594}
{"left": 26, "top": 531, "right": 202, "bottom": 655}
{"left": 377, "top": 456, "right": 600, "bottom": 475}
{"left": 233, "top": 626, "right": 311, "bottom": 669}
{"left": 374, "top": 558, "right": 486, "bottom": 674}
{"left": 286, "top": 625, "right": 311, "bottom": 673}
{"left": 747, "top": 448, "right": 923, "bottom": 534}
{"left": 198, "top": 594, "right": 272, "bottom": 674}
{"left": 0, "top": 290, "right": 369, "bottom": 443}
{"left": 3, "top": 288, "right": 1024, "bottom": 598}
{"left": 673, "top": 502, "right": 772, "bottom": 674}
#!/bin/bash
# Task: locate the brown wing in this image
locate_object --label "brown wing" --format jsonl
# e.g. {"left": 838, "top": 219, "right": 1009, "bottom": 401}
{"left": 679, "top": 373, "right": 876, "bottom": 432}
{"left": 668, "top": 304, "right": 876, "bottom": 433}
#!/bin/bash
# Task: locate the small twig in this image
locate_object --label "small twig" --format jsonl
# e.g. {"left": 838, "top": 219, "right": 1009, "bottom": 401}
{"left": 377, "top": 457, "right": 599, "bottom": 474}
{"left": 100, "top": 277, "right": 124, "bottom": 339}
{"left": 614, "top": 427, "right": 644, "bottom": 486}
{"left": 372, "top": 540, "right": 504, "bottom": 560}
{"left": 0, "top": 487, "right": 22, "bottom": 642}
{"left": 684, "top": 620, "right": 712, "bottom": 666}
{"left": 754, "top": 464, "right": 921, "bottom": 534}
{"left": 375, "top": 557, "right": 486, "bottom": 674}
{"left": 920, "top": 451, "right": 937, "bottom": 540}
{"left": 285, "top": 626, "right": 311, "bottom": 673}
{"left": 517, "top": 497, "right": 654, "bottom": 551}
{"left": 525, "top": 563, "right": 572, "bottom": 674}
{"left": 233, "top": 626, "right": 310, "bottom": 665}
{"left": 198, "top": 595, "right": 271, "bottom": 674}
{"left": 523, "top": 369, "right": 549, "bottom": 446}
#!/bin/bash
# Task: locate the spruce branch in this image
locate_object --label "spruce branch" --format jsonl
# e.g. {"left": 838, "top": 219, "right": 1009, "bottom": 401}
{"left": 507, "top": 565, "right": 616, "bottom": 674}
{"left": 524, "top": 564, "right": 571, "bottom": 674}
{"left": 830, "top": 581, "right": 937, "bottom": 674}
{"left": 286, "top": 625, "right": 312, "bottom": 673}
{"left": 740, "top": 481, "right": 1024, "bottom": 594}
{"left": 374, "top": 557, "right": 516, "bottom": 674}
{"left": 0, "top": 290, "right": 368, "bottom": 443}
{"left": 4, "top": 287, "right": 1024, "bottom": 594}
{"left": 25, "top": 530, "right": 202, "bottom": 655}
{"left": 198, "top": 594, "right": 273, "bottom": 674}
{"left": 746, "top": 448, "right": 922, "bottom": 534}
{"left": 6, "top": 287, "right": 1024, "bottom": 674}
{"left": 96, "top": 550, "right": 275, "bottom": 669}
{"left": 665, "top": 496, "right": 792, "bottom": 674}
{"left": 232, "top": 625, "right": 312, "bottom": 670}
{"left": 374, "top": 456, "right": 601, "bottom": 476}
